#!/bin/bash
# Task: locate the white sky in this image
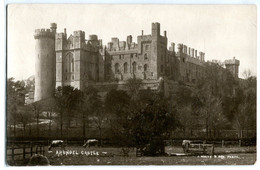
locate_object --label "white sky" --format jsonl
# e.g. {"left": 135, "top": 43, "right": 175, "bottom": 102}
{"left": 7, "top": 4, "right": 257, "bottom": 80}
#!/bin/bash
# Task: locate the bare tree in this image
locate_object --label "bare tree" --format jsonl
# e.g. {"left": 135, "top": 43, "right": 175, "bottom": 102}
{"left": 91, "top": 108, "right": 107, "bottom": 143}
{"left": 16, "top": 105, "right": 33, "bottom": 137}
{"left": 242, "top": 69, "right": 252, "bottom": 79}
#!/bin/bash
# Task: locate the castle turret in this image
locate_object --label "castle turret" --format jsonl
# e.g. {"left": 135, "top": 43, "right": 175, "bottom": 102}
{"left": 50, "top": 23, "right": 57, "bottom": 33}
{"left": 224, "top": 57, "right": 240, "bottom": 78}
{"left": 34, "top": 23, "right": 56, "bottom": 101}
{"left": 177, "top": 43, "right": 183, "bottom": 53}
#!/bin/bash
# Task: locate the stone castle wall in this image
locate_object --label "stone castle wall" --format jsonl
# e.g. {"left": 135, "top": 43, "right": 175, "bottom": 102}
{"left": 34, "top": 22, "right": 240, "bottom": 101}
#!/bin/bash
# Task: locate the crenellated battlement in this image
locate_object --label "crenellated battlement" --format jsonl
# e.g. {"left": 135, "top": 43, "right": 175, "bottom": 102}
{"left": 107, "top": 36, "right": 138, "bottom": 52}
{"left": 34, "top": 22, "right": 241, "bottom": 97}
{"left": 34, "top": 28, "right": 55, "bottom": 39}
{"left": 56, "top": 33, "right": 66, "bottom": 39}
{"left": 176, "top": 43, "right": 205, "bottom": 62}
{"left": 224, "top": 57, "right": 240, "bottom": 66}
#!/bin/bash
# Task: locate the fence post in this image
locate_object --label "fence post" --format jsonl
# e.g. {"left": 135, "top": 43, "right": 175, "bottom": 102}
{"left": 31, "top": 146, "right": 33, "bottom": 157}
{"left": 222, "top": 140, "right": 224, "bottom": 148}
{"left": 211, "top": 144, "right": 215, "bottom": 156}
{"left": 43, "top": 146, "right": 45, "bottom": 156}
{"left": 11, "top": 147, "right": 14, "bottom": 161}
{"left": 39, "top": 146, "right": 42, "bottom": 154}
{"left": 23, "top": 146, "right": 26, "bottom": 159}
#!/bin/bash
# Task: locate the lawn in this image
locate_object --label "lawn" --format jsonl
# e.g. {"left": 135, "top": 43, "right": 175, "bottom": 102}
{"left": 43, "top": 146, "right": 256, "bottom": 165}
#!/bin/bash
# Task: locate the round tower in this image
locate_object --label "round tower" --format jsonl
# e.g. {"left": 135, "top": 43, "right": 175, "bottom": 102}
{"left": 34, "top": 23, "right": 56, "bottom": 101}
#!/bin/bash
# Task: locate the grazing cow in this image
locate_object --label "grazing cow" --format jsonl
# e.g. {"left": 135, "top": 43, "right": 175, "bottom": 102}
{"left": 182, "top": 140, "right": 191, "bottom": 153}
{"left": 48, "top": 140, "right": 64, "bottom": 151}
{"left": 83, "top": 139, "right": 99, "bottom": 148}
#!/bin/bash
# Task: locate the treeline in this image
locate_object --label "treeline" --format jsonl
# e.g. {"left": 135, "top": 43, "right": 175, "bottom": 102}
{"left": 6, "top": 64, "right": 256, "bottom": 145}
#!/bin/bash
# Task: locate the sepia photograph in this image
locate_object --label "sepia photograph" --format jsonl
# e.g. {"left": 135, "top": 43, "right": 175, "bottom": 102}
{"left": 5, "top": 3, "right": 257, "bottom": 166}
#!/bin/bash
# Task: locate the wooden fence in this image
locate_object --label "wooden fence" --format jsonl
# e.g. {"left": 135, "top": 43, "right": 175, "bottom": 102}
{"left": 164, "top": 139, "right": 253, "bottom": 147}
{"left": 6, "top": 145, "right": 45, "bottom": 161}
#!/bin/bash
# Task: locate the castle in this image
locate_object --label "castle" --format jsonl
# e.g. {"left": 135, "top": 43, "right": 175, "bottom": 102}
{"left": 34, "top": 22, "right": 240, "bottom": 102}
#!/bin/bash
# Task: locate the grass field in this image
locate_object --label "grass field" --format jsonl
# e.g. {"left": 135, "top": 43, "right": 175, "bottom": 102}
{"left": 41, "top": 146, "right": 256, "bottom": 165}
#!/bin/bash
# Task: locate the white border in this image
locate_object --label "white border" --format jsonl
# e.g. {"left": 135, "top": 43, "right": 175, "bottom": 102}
{"left": 1, "top": 0, "right": 259, "bottom": 170}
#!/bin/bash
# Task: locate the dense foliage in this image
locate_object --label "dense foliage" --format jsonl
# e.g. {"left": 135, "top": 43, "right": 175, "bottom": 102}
{"left": 6, "top": 66, "right": 256, "bottom": 143}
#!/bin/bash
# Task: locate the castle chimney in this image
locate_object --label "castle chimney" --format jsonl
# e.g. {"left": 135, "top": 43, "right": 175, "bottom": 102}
{"left": 171, "top": 43, "right": 175, "bottom": 52}
{"left": 142, "top": 30, "right": 144, "bottom": 36}
{"left": 191, "top": 48, "right": 194, "bottom": 57}
{"left": 64, "top": 28, "right": 67, "bottom": 37}
{"left": 152, "top": 22, "right": 160, "bottom": 37}
{"left": 127, "top": 35, "right": 132, "bottom": 45}
{"left": 164, "top": 31, "right": 167, "bottom": 37}
{"left": 199, "top": 52, "right": 203, "bottom": 61}
{"left": 177, "top": 43, "right": 183, "bottom": 53}
{"left": 195, "top": 50, "right": 197, "bottom": 58}
{"left": 50, "top": 23, "right": 57, "bottom": 33}
{"left": 188, "top": 47, "right": 191, "bottom": 55}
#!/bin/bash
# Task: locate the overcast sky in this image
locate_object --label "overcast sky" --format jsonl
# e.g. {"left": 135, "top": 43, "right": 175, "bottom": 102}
{"left": 7, "top": 4, "right": 257, "bottom": 80}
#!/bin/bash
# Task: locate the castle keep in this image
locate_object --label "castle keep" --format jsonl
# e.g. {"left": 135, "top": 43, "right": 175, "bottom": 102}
{"left": 34, "top": 23, "right": 239, "bottom": 101}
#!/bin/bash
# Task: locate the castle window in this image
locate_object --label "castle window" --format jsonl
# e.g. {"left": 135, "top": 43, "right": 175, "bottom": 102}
{"left": 107, "top": 65, "right": 111, "bottom": 74}
{"left": 145, "top": 45, "right": 149, "bottom": 51}
{"left": 138, "top": 66, "right": 142, "bottom": 70}
{"left": 65, "top": 52, "right": 73, "bottom": 73}
{"left": 124, "top": 62, "right": 128, "bottom": 73}
{"left": 144, "top": 53, "right": 148, "bottom": 60}
{"left": 115, "top": 63, "right": 120, "bottom": 73}
{"left": 132, "top": 62, "right": 137, "bottom": 73}
{"left": 130, "top": 54, "right": 133, "bottom": 58}
{"left": 161, "top": 65, "right": 164, "bottom": 73}
{"left": 119, "top": 55, "right": 121, "bottom": 59}
{"left": 144, "top": 64, "right": 148, "bottom": 71}
{"left": 151, "top": 72, "right": 153, "bottom": 76}
{"left": 71, "top": 58, "right": 74, "bottom": 72}
{"left": 72, "top": 75, "right": 74, "bottom": 80}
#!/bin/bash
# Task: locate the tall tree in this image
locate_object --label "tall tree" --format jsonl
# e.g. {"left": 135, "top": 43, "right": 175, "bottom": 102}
{"left": 78, "top": 86, "right": 101, "bottom": 139}
{"left": 16, "top": 105, "right": 33, "bottom": 137}
{"left": 7, "top": 78, "right": 26, "bottom": 137}
{"left": 105, "top": 89, "right": 130, "bottom": 143}
{"left": 54, "top": 86, "right": 79, "bottom": 138}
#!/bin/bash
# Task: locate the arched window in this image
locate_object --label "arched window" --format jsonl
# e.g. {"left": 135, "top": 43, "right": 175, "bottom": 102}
{"left": 107, "top": 65, "right": 111, "bottom": 75}
{"left": 144, "top": 53, "right": 148, "bottom": 60}
{"left": 132, "top": 62, "right": 137, "bottom": 73}
{"left": 144, "top": 64, "right": 148, "bottom": 72}
{"left": 71, "top": 58, "right": 74, "bottom": 72}
{"left": 115, "top": 63, "right": 120, "bottom": 73}
{"left": 161, "top": 65, "right": 164, "bottom": 73}
{"left": 145, "top": 45, "right": 149, "bottom": 51}
{"left": 65, "top": 52, "right": 73, "bottom": 73}
{"left": 124, "top": 62, "right": 128, "bottom": 73}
